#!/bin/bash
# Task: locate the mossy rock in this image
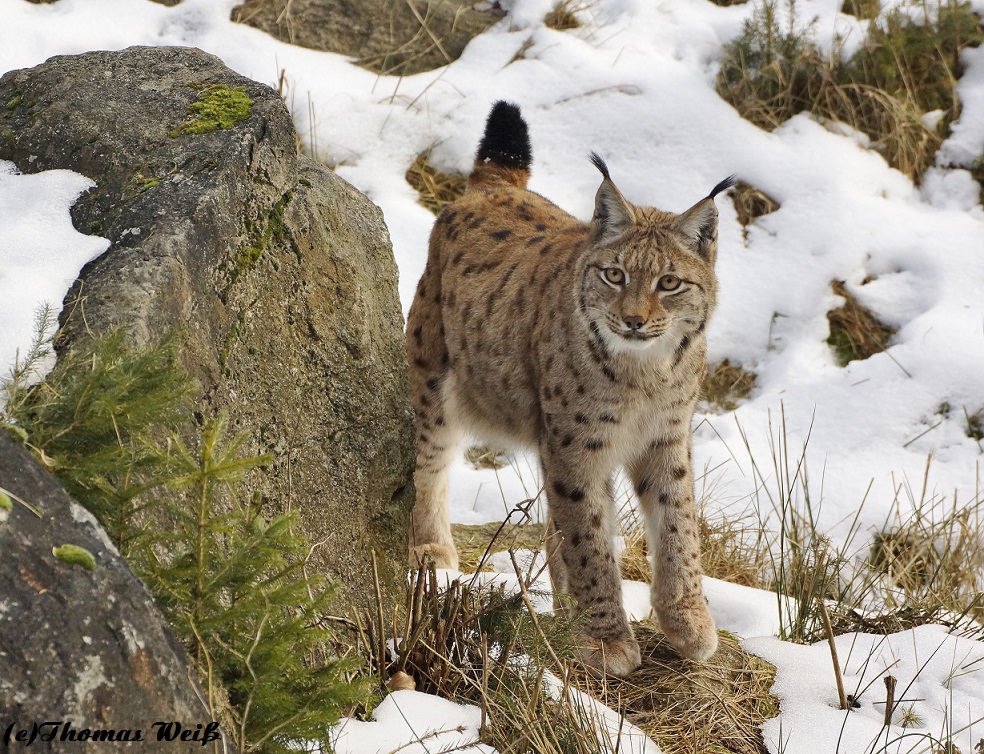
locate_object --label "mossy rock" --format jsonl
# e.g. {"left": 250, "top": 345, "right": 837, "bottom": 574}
{"left": 0, "top": 46, "right": 415, "bottom": 615}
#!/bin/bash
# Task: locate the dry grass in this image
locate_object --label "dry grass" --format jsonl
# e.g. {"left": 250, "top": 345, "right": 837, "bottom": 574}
{"left": 699, "top": 506, "right": 772, "bottom": 588}
{"left": 826, "top": 279, "right": 895, "bottom": 365}
{"left": 362, "top": 536, "right": 777, "bottom": 754}
{"left": 406, "top": 149, "right": 468, "bottom": 214}
{"left": 965, "top": 405, "right": 984, "bottom": 445}
{"left": 356, "top": 558, "right": 606, "bottom": 753}
{"left": 701, "top": 359, "right": 758, "bottom": 412}
{"left": 464, "top": 443, "right": 511, "bottom": 470}
{"left": 452, "top": 521, "right": 546, "bottom": 572}
{"left": 545, "top": 0, "right": 585, "bottom": 30}
{"left": 233, "top": 0, "right": 502, "bottom": 77}
{"left": 570, "top": 627, "right": 777, "bottom": 754}
{"left": 861, "top": 484, "right": 984, "bottom": 629}
{"left": 729, "top": 181, "right": 780, "bottom": 227}
{"left": 618, "top": 516, "right": 652, "bottom": 583}
{"left": 717, "top": 0, "right": 983, "bottom": 182}
{"left": 620, "top": 502, "right": 770, "bottom": 588}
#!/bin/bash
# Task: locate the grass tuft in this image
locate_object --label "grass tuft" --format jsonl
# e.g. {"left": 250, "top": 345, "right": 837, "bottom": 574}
{"left": 465, "top": 443, "right": 511, "bottom": 470}
{"left": 859, "top": 485, "right": 984, "bottom": 630}
{"left": 702, "top": 359, "right": 758, "bottom": 412}
{"left": 570, "top": 627, "right": 777, "bottom": 754}
{"left": 717, "top": 0, "right": 984, "bottom": 182}
{"left": 730, "top": 180, "right": 781, "bottom": 226}
{"left": 406, "top": 149, "right": 468, "bottom": 214}
{"left": 737, "top": 410, "right": 984, "bottom": 643}
{"left": 826, "top": 279, "right": 895, "bottom": 365}
{"left": 452, "top": 520, "right": 546, "bottom": 572}
{"left": 356, "top": 557, "right": 600, "bottom": 753}
{"left": 545, "top": 0, "right": 585, "bottom": 30}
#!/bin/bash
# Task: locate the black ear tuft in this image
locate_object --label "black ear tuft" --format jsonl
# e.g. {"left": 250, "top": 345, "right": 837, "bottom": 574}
{"left": 477, "top": 101, "right": 532, "bottom": 170}
{"left": 589, "top": 152, "right": 611, "bottom": 181}
{"left": 590, "top": 155, "right": 634, "bottom": 245}
{"left": 708, "top": 175, "right": 737, "bottom": 200}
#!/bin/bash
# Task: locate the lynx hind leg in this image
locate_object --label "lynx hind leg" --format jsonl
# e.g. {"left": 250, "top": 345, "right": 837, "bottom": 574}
{"left": 406, "top": 275, "right": 460, "bottom": 571}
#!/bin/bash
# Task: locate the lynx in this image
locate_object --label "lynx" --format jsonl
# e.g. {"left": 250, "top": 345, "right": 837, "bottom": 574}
{"left": 406, "top": 101, "right": 732, "bottom": 677}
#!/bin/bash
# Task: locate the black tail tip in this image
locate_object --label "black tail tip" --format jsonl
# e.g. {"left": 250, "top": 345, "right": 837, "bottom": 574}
{"left": 709, "top": 175, "right": 737, "bottom": 200}
{"left": 477, "top": 100, "right": 531, "bottom": 170}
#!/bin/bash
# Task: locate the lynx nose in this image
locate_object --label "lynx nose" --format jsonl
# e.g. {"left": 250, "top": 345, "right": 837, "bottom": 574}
{"left": 623, "top": 315, "right": 645, "bottom": 331}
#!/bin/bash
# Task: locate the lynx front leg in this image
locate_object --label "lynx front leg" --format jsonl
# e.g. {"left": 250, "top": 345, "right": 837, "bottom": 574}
{"left": 542, "top": 445, "right": 640, "bottom": 677}
{"left": 630, "top": 434, "right": 718, "bottom": 661}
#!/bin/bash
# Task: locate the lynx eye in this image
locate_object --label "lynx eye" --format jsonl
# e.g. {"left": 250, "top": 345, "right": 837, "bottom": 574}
{"left": 657, "top": 274, "right": 682, "bottom": 292}
{"left": 601, "top": 267, "right": 626, "bottom": 286}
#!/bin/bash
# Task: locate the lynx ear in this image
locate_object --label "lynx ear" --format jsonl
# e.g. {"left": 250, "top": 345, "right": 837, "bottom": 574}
{"left": 673, "top": 176, "right": 735, "bottom": 262}
{"left": 589, "top": 153, "right": 634, "bottom": 245}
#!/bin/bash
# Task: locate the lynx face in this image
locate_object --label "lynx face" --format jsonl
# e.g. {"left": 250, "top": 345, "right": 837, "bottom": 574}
{"left": 578, "top": 212, "right": 719, "bottom": 358}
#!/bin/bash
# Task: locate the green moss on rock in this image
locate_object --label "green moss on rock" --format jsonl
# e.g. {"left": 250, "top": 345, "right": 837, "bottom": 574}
{"left": 222, "top": 190, "right": 292, "bottom": 300}
{"left": 53, "top": 544, "right": 96, "bottom": 571}
{"left": 170, "top": 84, "right": 253, "bottom": 138}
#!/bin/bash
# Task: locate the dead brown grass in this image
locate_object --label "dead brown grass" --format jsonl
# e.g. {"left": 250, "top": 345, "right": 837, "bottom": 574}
{"left": 862, "top": 490, "right": 984, "bottom": 628}
{"left": 619, "top": 502, "right": 770, "bottom": 588}
{"left": 716, "top": 0, "right": 983, "bottom": 183}
{"left": 406, "top": 150, "right": 468, "bottom": 214}
{"left": 452, "top": 521, "right": 546, "bottom": 572}
{"left": 826, "top": 280, "right": 895, "bottom": 365}
{"left": 545, "top": 0, "right": 583, "bottom": 30}
{"left": 730, "top": 181, "right": 780, "bottom": 226}
{"left": 700, "top": 508, "right": 771, "bottom": 588}
{"left": 841, "top": 0, "right": 880, "bottom": 19}
{"left": 570, "top": 626, "right": 777, "bottom": 754}
{"left": 464, "top": 444, "right": 510, "bottom": 470}
{"left": 702, "top": 360, "right": 757, "bottom": 412}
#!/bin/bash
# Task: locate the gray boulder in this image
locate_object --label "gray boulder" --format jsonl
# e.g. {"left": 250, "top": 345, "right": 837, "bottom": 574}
{"left": 0, "top": 433, "right": 227, "bottom": 752}
{"left": 0, "top": 46, "right": 415, "bottom": 613}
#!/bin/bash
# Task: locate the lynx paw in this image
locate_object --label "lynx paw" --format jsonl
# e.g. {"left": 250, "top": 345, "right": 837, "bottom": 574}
{"left": 579, "top": 634, "right": 642, "bottom": 678}
{"left": 656, "top": 601, "right": 718, "bottom": 662}
{"left": 409, "top": 542, "right": 459, "bottom": 570}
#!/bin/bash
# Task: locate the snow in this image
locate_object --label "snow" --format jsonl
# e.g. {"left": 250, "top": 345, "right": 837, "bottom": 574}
{"left": 2, "top": 0, "right": 983, "bottom": 751}
{"left": 747, "top": 625, "right": 984, "bottom": 754}
{"left": 331, "top": 690, "right": 495, "bottom": 754}
{"left": 0, "top": 161, "right": 108, "bottom": 377}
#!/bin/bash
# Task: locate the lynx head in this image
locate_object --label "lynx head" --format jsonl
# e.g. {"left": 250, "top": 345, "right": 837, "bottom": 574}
{"left": 577, "top": 154, "right": 733, "bottom": 357}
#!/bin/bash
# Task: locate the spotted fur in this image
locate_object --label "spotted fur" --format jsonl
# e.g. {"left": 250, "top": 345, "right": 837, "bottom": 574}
{"left": 406, "top": 100, "right": 732, "bottom": 677}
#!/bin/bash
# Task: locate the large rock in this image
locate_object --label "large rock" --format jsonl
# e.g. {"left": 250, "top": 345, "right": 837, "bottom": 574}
{"left": 0, "top": 433, "right": 228, "bottom": 752}
{"left": 231, "top": 0, "right": 503, "bottom": 75}
{"left": 0, "top": 46, "right": 415, "bottom": 613}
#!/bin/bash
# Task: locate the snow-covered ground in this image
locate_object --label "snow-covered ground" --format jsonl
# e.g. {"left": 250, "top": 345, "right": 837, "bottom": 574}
{"left": 1, "top": 0, "right": 983, "bottom": 751}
